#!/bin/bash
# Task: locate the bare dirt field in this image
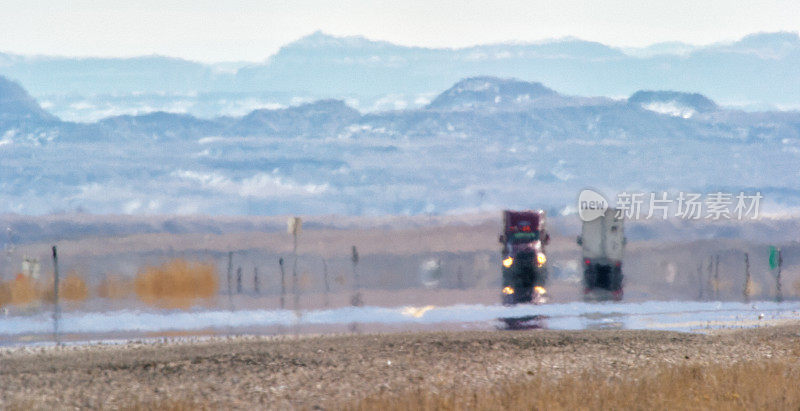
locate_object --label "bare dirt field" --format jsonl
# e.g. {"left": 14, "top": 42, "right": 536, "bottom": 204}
{"left": 1, "top": 323, "right": 799, "bottom": 409}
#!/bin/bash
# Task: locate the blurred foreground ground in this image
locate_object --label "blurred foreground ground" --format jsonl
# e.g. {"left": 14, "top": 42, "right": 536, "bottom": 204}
{"left": 1, "top": 322, "right": 798, "bottom": 409}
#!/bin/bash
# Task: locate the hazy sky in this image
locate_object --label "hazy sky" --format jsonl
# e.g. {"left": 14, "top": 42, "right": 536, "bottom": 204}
{"left": 1, "top": 0, "right": 799, "bottom": 62}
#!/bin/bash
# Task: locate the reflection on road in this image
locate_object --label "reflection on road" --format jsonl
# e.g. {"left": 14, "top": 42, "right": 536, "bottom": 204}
{"left": 1, "top": 300, "right": 799, "bottom": 345}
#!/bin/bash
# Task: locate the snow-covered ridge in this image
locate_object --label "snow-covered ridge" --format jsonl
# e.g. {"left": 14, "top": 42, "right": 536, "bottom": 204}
{"left": 2, "top": 74, "right": 800, "bottom": 216}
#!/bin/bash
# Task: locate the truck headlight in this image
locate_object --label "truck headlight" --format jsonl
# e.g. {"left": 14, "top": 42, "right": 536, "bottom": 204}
{"left": 502, "top": 286, "right": 514, "bottom": 295}
{"left": 536, "top": 253, "right": 547, "bottom": 267}
{"left": 502, "top": 256, "right": 514, "bottom": 268}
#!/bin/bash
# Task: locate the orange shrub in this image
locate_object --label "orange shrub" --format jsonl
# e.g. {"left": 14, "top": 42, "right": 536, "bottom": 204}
{"left": 97, "top": 275, "right": 133, "bottom": 299}
{"left": 41, "top": 271, "right": 89, "bottom": 303}
{"left": 0, "top": 274, "right": 42, "bottom": 307}
{"left": 0, "top": 282, "right": 9, "bottom": 307}
{"left": 61, "top": 273, "right": 88, "bottom": 301}
{"left": 134, "top": 259, "right": 218, "bottom": 309}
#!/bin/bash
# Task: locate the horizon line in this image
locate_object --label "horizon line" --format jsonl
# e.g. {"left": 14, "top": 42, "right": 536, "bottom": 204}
{"left": 1, "top": 29, "right": 798, "bottom": 65}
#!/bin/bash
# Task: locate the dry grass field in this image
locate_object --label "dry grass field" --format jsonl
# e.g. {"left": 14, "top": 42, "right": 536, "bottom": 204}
{"left": 355, "top": 359, "right": 800, "bottom": 410}
{"left": 1, "top": 323, "right": 798, "bottom": 410}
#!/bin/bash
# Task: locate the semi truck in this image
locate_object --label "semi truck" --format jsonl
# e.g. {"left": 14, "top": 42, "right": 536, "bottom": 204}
{"left": 499, "top": 210, "right": 549, "bottom": 305}
{"left": 577, "top": 208, "right": 625, "bottom": 300}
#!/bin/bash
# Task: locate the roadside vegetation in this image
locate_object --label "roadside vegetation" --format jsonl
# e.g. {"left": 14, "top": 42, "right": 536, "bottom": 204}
{"left": 353, "top": 359, "right": 800, "bottom": 410}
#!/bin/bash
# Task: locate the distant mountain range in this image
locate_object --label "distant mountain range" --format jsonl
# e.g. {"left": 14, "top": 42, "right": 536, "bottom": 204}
{"left": 0, "top": 31, "right": 799, "bottom": 122}
{"left": 1, "top": 74, "right": 799, "bottom": 216}
{"left": 0, "top": 76, "right": 57, "bottom": 125}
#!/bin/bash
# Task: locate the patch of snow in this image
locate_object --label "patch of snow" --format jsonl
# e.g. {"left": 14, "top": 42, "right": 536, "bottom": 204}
{"left": 458, "top": 79, "right": 494, "bottom": 92}
{"left": 0, "top": 129, "right": 15, "bottom": 147}
{"left": 414, "top": 95, "right": 431, "bottom": 106}
{"left": 198, "top": 136, "right": 225, "bottom": 145}
{"left": 370, "top": 95, "right": 408, "bottom": 111}
{"left": 642, "top": 101, "right": 697, "bottom": 118}
{"left": 172, "top": 170, "right": 328, "bottom": 198}
{"left": 123, "top": 200, "right": 142, "bottom": 214}
{"left": 515, "top": 94, "right": 531, "bottom": 103}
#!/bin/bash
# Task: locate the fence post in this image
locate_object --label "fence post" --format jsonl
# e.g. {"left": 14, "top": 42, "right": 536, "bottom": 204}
{"left": 696, "top": 262, "right": 704, "bottom": 300}
{"left": 236, "top": 266, "right": 242, "bottom": 294}
{"left": 290, "top": 218, "right": 301, "bottom": 312}
{"left": 226, "top": 251, "right": 233, "bottom": 309}
{"left": 279, "top": 257, "right": 286, "bottom": 309}
{"left": 713, "top": 255, "right": 720, "bottom": 300}
{"left": 51, "top": 245, "right": 60, "bottom": 345}
{"left": 743, "top": 252, "right": 751, "bottom": 302}
{"left": 5, "top": 227, "right": 15, "bottom": 281}
{"left": 707, "top": 256, "right": 714, "bottom": 300}
{"left": 322, "top": 258, "right": 330, "bottom": 308}
{"left": 351, "top": 246, "right": 362, "bottom": 306}
{"left": 776, "top": 249, "right": 783, "bottom": 302}
{"left": 278, "top": 257, "right": 286, "bottom": 310}
{"left": 253, "top": 267, "right": 259, "bottom": 295}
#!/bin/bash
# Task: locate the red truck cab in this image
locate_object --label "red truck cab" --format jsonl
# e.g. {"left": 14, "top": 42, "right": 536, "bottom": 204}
{"left": 499, "top": 210, "right": 549, "bottom": 305}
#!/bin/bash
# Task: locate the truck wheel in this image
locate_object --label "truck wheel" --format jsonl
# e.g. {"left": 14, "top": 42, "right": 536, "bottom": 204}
{"left": 533, "top": 269, "right": 547, "bottom": 288}
{"left": 611, "top": 266, "right": 623, "bottom": 291}
{"left": 502, "top": 292, "right": 516, "bottom": 306}
{"left": 583, "top": 267, "right": 596, "bottom": 289}
{"left": 518, "top": 287, "right": 533, "bottom": 303}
